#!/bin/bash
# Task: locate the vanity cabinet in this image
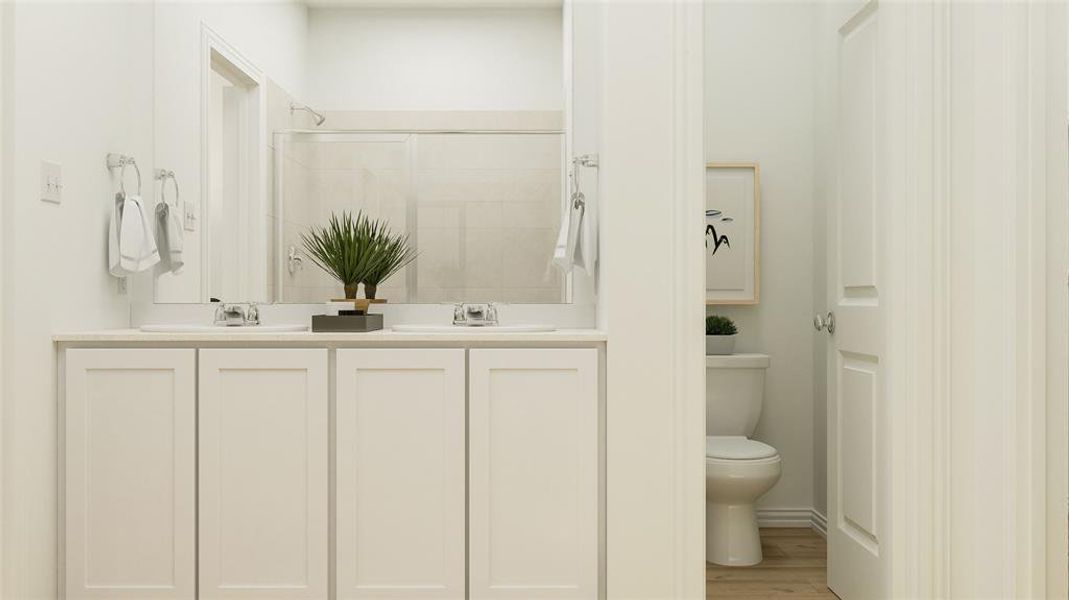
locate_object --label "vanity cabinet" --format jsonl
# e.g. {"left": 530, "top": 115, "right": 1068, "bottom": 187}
{"left": 335, "top": 349, "right": 466, "bottom": 599}
{"left": 60, "top": 338, "right": 602, "bottom": 600}
{"left": 468, "top": 349, "right": 599, "bottom": 600}
{"left": 197, "top": 349, "right": 329, "bottom": 600}
{"left": 63, "top": 349, "right": 196, "bottom": 600}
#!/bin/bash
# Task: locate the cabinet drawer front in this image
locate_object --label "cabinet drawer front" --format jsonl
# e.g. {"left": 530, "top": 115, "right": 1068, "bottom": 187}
{"left": 468, "top": 348, "right": 599, "bottom": 600}
{"left": 336, "top": 349, "right": 467, "bottom": 600}
{"left": 64, "top": 348, "right": 196, "bottom": 600}
{"left": 198, "top": 349, "right": 329, "bottom": 600}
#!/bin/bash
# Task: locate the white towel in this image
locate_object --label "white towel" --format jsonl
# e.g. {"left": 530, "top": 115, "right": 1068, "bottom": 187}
{"left": 156, "top": 201, "right": 184, "bottom": 274}
{"left": 108, "top": 193, "right": 126, "bottom": 277}
{"left": 109, "top": 192, "right": 159, "bottom": 276}
{"left": 552, "top": 192, "right": 586, "bottom": 275}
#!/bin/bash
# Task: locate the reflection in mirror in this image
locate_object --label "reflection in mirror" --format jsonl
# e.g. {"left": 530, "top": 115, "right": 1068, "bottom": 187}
{"left": 276, "top": 131, "right": 563, "bottom": 304}
{"left": 205, "top": 44, "right": 265, "bottom": 303}
{"left": 153, "top": 4, "right": 574, "bottom": 304}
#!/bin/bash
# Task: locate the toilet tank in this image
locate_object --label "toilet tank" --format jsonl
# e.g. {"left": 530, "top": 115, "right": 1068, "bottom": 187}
{"left": 706, "top": 354, "right": 771, "bottom": 437}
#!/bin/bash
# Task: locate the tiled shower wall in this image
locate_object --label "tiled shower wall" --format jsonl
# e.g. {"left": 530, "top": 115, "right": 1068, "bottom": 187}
{"left": 276, "top": 114, "right": 565, "bottom": 304}
{"left": 410, "top": 133, "right": 563, "bottom": 303}
{"left": 281, "top": 137, "right": 409, "bottom": 302}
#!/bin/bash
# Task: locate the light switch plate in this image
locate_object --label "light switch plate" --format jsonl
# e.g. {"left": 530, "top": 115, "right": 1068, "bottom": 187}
{"left": 183, "top": 200, "right": 197, "bottom": 231}
{"left": 40, "top": 160, "right": 62, "bottom": 204}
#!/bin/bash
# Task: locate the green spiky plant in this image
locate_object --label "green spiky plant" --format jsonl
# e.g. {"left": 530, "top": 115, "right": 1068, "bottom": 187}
{"left": 362, "top": 218, "right": 418, "bottom": 300}
{"left": 300, "top": 212, "right": 377, "bottom": 299}
{"left": 705, "top": 315, "right": 738, "bottom": 336}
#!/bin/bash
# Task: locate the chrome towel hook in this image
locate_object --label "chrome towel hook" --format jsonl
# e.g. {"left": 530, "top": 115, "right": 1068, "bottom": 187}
{"left": 106, "top": 153, "right": 142, "bottom": 197}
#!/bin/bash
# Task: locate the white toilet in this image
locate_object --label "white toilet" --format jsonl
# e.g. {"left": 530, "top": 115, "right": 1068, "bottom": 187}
{"left": 705, "top": 353, "right": 780, "bottom": 566}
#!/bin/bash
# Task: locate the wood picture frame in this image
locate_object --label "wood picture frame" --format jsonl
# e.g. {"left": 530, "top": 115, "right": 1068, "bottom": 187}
{"left": 704, "top": 162, "right": 760, "bottom": 305}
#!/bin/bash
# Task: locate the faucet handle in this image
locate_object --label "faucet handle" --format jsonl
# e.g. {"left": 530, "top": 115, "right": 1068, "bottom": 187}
{"left": 213, "top": 302, "right": 227, "bottom": 325}
{"left": 486, "top": 302, "right": 499, "bottom": 324}
{"left": 246, "top": 302, "right": 261, "bottom": 325}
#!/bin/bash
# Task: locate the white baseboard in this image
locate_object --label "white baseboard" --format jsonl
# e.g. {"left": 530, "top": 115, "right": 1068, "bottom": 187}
{"left": 810, "top": 509, "right": 828, "bottom": 538}
{"left": 756, "top": 507, "right": 827, "bottom": 538}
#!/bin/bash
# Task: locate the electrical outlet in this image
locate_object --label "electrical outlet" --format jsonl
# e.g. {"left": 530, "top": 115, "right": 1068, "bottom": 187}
{"left": 40, "top": 160, "right": 62, "bottom": 204}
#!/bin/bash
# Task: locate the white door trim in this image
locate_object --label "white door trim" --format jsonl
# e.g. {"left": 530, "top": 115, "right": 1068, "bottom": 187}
{"left": 0, "top": 5, "right": 6, "bottom": 591}
{"left": 926, "top": 2, "right": 1064, "bottom": 596}
{"left": 893, "top": 1, "right": 942, "bottom": 597}
{"left": 598, "top": 1, "right": 705, "bottom": 597}
{"left": 1046, "top": 6, "right": 1069, "bottom": 598}
{"left": 199, "top": 24, "right": 266, "bottom": 303}
{"left": 672, "top": 2, "right": 707, "bottom": 597}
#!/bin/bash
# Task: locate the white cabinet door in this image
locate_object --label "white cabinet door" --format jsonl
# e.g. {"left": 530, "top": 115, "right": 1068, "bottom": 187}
{"left": 468, "top": 349, "right": 599, "bottom": 600}
{"left": 336, "top": 349, "right": 466, "bottom": 599}
{"left": 198, "top": 349, "right": 329, "bottom": 599}
{"left": 64, "top": 348, "right": 196, "bottom": 600}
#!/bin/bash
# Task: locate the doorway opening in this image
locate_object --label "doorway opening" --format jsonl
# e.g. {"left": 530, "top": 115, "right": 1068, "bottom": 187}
{"left": 703, "top": 2, "right": 886, "bottom": 598}
{"left": 200, "top": 26, "right": 265, "bottom": 303}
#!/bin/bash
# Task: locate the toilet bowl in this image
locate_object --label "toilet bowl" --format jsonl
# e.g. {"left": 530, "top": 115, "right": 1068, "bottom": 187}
{"left": 704, "top": 353, "right": 779, "bottom": 566}
{"left": 705, "top": 435, "right": 781, "bottom": 566}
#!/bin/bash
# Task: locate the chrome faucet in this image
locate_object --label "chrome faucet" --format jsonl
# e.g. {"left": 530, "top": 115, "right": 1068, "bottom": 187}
{"left": 213, "top": 302, "right": 261, "bottom": 327}
{"left": 453, "top": 302, "right": 499, "bottom": 327}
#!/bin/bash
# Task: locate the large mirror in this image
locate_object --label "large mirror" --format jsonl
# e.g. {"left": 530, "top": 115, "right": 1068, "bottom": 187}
{"left": 152, "top": 2, "right": 576, "bottom": 304}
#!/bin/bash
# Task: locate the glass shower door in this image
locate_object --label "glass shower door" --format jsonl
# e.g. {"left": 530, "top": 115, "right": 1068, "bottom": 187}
{"left": 274, "top": 131, "right": 565, "bottom": 304}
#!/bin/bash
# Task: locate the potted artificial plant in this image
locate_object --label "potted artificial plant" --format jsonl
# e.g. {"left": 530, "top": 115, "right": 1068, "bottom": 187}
{"left": 301, "top": 211, "right": 416, "bottom": 300}
{"left": 705, "top": 315, "right": 738, "bottom": 355}
{"left": 300, "top": 212, "right": 376, "bottom": 299}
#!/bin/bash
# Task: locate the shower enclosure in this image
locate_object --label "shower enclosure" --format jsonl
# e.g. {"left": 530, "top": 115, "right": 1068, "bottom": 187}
{"left": 272, "top": 130, "right": 567, "bottom": 304}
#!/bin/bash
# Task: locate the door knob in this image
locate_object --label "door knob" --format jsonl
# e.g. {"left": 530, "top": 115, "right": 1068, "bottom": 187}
{"left": 814, "top": 312, "right": 835, "bottom": 334}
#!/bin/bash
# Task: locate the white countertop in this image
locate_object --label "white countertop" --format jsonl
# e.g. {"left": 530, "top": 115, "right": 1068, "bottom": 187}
{"left": 53, "top": 328, "right": 607, "bottom": 344}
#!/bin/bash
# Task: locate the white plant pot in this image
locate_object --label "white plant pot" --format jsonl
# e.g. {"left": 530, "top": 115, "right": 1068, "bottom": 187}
{"left": 706, "top": 335, "right": 737, "bottom": 355}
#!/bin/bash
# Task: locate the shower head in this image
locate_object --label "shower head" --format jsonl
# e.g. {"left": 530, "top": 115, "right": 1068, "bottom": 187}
{"left": 290, "top": 102, "right": 326, "bottom": 126}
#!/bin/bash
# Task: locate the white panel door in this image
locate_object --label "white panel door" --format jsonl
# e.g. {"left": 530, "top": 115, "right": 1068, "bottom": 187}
{"left": 64, "top": 349, "right": 195, "bottom": 600}
{"left": 468, "top": 348, "right": 598, "bottom": 600}
{"left": 335, "top": 349, "right": 466, "bottom": 599}
{"left": 199, "top": 349, "right": 329, "bottom": 599}
{"left": 826, "top": 1, "right": 897, "bottom": 598}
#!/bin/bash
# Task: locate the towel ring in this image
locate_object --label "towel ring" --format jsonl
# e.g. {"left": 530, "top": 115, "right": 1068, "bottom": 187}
{"left": 106, "top": 153, "right": 142, "bottom": 196}
{"left": 156, "top": 169, "right": 179, "bottom": 207}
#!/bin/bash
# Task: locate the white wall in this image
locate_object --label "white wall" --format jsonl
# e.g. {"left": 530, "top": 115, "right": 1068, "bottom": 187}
{"left": 305, "top": 7, "right": 562, "bottom": 111}
{"left": 704, "top": 1, "right": 818, "bottom": 516}
{"left": 1, "top": 3, "right": 155, "bottom": 597}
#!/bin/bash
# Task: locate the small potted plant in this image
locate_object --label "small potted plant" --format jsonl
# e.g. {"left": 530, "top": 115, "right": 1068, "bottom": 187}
{"left": 301, "top": 212, "right": 377, "bottom": 299}
{"left": 301, "top": 211, "right": 418, "bottom": 301}
{"left": 705, "top": 315, "right": 738, "bottom": 355}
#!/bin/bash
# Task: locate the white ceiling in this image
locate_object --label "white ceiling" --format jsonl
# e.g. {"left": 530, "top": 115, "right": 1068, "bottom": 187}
{"left": 304, "top": 0, "right": 562, "bottom": 8}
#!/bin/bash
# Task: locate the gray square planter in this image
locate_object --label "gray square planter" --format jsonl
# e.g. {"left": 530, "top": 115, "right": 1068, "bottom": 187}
{"left": 705, "top": 334, "right": 737, "bottom": 355}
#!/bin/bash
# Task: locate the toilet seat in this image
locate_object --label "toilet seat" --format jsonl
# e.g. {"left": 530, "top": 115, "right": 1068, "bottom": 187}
{"left": 705, "top": 435, "right": 778, "bottom": 460}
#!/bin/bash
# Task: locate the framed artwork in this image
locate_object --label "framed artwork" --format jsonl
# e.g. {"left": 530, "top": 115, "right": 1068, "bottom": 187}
{"left": 705, "top": 162, "right": 760, "bottom": 305}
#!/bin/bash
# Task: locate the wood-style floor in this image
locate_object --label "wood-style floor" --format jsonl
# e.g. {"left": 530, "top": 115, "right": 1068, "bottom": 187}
{"left": 706, "top": 528, "right": 839, "bottom": 599}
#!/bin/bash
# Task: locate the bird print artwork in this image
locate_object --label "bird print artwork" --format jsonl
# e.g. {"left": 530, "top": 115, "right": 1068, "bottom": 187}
{"left": 706, "top": 209, "right": 733, "bottom": 256}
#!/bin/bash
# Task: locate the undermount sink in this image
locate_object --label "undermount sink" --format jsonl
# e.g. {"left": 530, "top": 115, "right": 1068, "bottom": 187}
{"left": 140, "top": 323, "right": 309, "bottom": 333}
{"left": 391, "top": 324, "right": 556, "bottom": 333}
